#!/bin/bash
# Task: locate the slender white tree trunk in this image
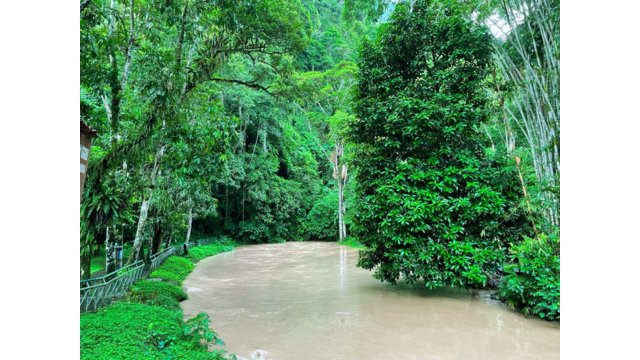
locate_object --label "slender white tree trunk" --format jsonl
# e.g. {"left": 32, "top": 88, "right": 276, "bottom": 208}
{"left": 338, "top": 175, "right": 344, "bottom": 242}
{"left": 128, "top": 145, "right": 164, "bottom": 263}
{"left": 340, "top": 164, "right": 348, "bottom": 240}
{"left": 263, "top": 129, "right": 267, "bottom": 153}
{"left": 105, "top": 225, "right": 116, "bottom": 273}
{"left": 483, "top": 124, "right": 495, "bottom": 152}
{"left": 334, "top": 140, "right": 347, "bottom": 242}
{"left": 185, "top": 207, "right": 193, "bottom": 245}
{"left": 301, "top": 107, "right": 349, "bottom": 242}
{"left": 130, "top": 196, "right": 150, "bottom": 262}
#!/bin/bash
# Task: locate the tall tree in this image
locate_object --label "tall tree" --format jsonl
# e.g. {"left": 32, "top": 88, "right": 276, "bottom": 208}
{"left": 81, "top": 0, "right": 311, "bottom": 267}
{"left": 348, "top": 0, "right": 530, "bottom": 289}
{"left": 296, "top": 61, "right": 357, "bottom": 241}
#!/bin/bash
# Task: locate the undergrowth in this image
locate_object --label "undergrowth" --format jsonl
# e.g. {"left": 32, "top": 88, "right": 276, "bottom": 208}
{"left": 187, "top": 244, "right": 234, "bottom": 262}
{"left": 497, "top": 233, "right": 560, "bottom": 321}
{"left": 149, "top": 257, "right": 195, "bottom": 284}
{"left": 82, "top": 243, "right": 238, "bottom": 359}
{"left": 128, "top": 280, "right": 188, "bottom": 310}
{"left": 80, "top": 302, "right": 232, "bottom": 359}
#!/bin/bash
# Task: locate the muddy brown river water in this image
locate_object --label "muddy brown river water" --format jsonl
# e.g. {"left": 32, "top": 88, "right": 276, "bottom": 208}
{"left": 181, "top": 242, "right": 559, "bottom": 360}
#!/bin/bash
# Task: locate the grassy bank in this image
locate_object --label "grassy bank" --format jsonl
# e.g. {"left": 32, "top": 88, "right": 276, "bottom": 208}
{"left": 81, "top": 241, "right": 236, "bottom": 359}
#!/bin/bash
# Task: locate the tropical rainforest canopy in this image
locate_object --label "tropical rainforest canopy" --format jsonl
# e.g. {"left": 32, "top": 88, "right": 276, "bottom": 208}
{"left": 81, "top": 0, "right": 559, "bottom": 321}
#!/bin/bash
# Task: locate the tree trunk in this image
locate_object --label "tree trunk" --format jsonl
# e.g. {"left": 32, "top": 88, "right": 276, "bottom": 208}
{"left": 156, "top": 229, "right": 166, "bottom": 254}
{"left": 302, "top": 109, "right": 349, "bottom": 242}
{"left": 339, "top": 164, "right": 348, "bottom": 241}
{"left": 338, "top": 172, "right": 344, "bottom": 242}
{"left": 104, "top": 0, "right": 135, "bottom": 138}
{"left": 263, "top": 129, "right": 267, "bottom": 153}
{"left": 334, "top": 140, "right": 347, "bottom": 242}
{"left": 152, "top": 222, "right": 163, "bottom": 255}
{"left": 145, "top": 223, "right": 155, "bottom": 263}
{"left": 80, "top": 248, "right": 92, "bottom": 280}
{"left": 242, "top": 184, "right": 245, "bottom": 223}
{"left": 185, "top": 207, "right": 193, "bottom": 245}
{"left": 129, "top": 196, "right": 150, "bottom": 264}
{"left": 105, "top": 225, "right": 116, "bottom": 273}
{"left": 128, "top": 145, "right": 164, "bottom": 264}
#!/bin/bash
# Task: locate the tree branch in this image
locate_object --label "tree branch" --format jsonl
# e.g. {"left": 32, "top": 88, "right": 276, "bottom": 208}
{"left": 120, "top": 0, "right": 136, "bottom": 92}
{"left": 175, "top": 0, "right": 190, "bottom": 67}
{"left": 206, "top": 77, "right": 273, "bottom": 95}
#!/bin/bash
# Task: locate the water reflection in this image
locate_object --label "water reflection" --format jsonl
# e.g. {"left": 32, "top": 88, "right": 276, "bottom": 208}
{"left": 340, "top": 245, "right": 346, "bottom": 292}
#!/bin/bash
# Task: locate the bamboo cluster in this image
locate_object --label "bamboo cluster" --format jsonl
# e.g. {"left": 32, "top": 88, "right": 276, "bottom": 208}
{"left": 491, "top": 0, "right": 560, "bottom": 231}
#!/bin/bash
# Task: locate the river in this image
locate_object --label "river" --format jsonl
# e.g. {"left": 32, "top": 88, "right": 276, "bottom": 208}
{"left": 181, "top": 242, "right": 559, "bottom": 360}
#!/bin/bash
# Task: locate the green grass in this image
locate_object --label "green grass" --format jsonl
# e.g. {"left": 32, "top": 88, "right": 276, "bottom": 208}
{"left": 129, "top": 280, "right": 188, "bottom": 310}
{"left": 82, "top": 241, "right": 239, "bottom": 359}
{"left": 81, "top": 302, "right": 229, "bottom": 359}
{"left": 149, "top": 257, "right": 195, "bottom": 284}
{"left": 187, "top": 244, "right": 234, "bottom": 262}
{"left": 81, "top": 244, "right": 239, "bottom": 360}
{"left": 150, "top": 242, "right": 236, "bottom": 283}
{"left": 81, "top": 302, "right": 182, "bottom": 359}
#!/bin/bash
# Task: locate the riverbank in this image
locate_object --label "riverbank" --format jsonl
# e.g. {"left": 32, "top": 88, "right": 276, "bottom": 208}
{"left": 80, "top": 242, "right": 236, "bottom": 360}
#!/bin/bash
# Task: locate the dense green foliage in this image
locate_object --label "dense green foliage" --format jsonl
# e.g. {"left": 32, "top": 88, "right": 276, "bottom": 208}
{"left": 191, "top": 1, "right": 377, "bottom": 245}
{"left": 80, "top": 0, "right": 383, "bottom": 268}
{"left": 129, "top": 280, "right": 188, "bottom": 310}
{"left": 80, "top": 0, "right": 320, "bottom": 275}
{"left": 150, "top": 257, "right": 195, "bottom": 284}
{"left": 81, "top": 239, "right": 237, "bottom": 359}
{"left": 81, "top": 0, "right": 559, "bottom": 323}
{"left": 81, "top": 301, "right": 229, "bottom": 359}
{"left": 187, "top": 244, "right": 234, "bottom": 262}
{"left": 296, "top": 0, "right": 380, "bottom": 71}
{"left": 349, "top": 0, "right": 531, "bottom": 289}
{"left": 304, "top": 191, "right": 338, "bottom": 241}
{"left": 498, "top": 234, "right": 560, "bottom": 320}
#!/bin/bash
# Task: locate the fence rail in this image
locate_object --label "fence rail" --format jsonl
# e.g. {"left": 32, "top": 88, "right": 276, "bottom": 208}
{"left": 149, "top": 246, "right": 179, "bottom": 273}
{"left": 81, "top": 239, "right": 227, "bottom": 313}
{"left": 80, "top": 260, "right": 145, "bottom": 313}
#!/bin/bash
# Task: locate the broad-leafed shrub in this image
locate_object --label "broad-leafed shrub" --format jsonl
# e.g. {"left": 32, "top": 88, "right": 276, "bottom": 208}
{"left": 81, "top": 302, "right": 230, "bottom": 359}
{"left": 498, "top": 234, "right": 560, "bottom": 320}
